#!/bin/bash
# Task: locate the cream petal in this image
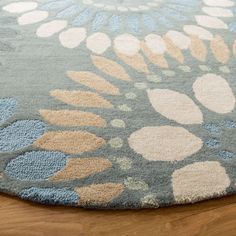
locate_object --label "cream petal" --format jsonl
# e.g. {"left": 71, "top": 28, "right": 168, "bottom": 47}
{"left": 203, "top": 0, "right": 234, "bottom": 7}
{"left": 193, "top": 73, "right": 235, "bottom": 113}
{"left": 183, "top": 25, "right": 213, "bottom": 40}
{"left": 233, "top": 40, "right": 236, "bottom": 57}
{"left": 165, "top": 31, "right": 190, "bottom": 50}
{"left": 202, "top": 7, "right": 233, "bottom": 17}
{"left": 128, "top": 126, "right": 203, "bottom": 161}
{"left": 195, "top": 15, "right": 228, "bottom": 29}
{"left": 17, "top": 10, "right": 48, "bottom": 25}
{"left": 59, "top": 28, "right": 86, "bottom": 49}
{"left": 3, "top": 2, "right": 38, "bottom": 13}
{"left": 114, "top": 34, "right": 140, "bottom": 56}
{"left": 36, "top": 20, "right": 67, "bottom": 38}
{"left": 86, "top": 32, "right": 111, "bottom": 54}
{"left": 147, "top": 89, "right": 203, "bottom": 124}
{"left": 172, "top": 161, "right": 230, "bottom": 203}
{"left": 144, "top": 34, "right": 166, "bottom": 55}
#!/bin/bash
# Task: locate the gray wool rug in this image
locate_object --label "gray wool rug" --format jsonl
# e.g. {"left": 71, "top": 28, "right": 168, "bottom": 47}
{"left": 0, "top": 0, "right": 236, "bottom": 208}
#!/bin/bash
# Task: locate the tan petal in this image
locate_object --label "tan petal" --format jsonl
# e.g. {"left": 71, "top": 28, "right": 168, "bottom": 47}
{"left": 75, "top": 183, "right": 124, "bottom": 206}
{"left": 193, "top": 73, "right": 235, "bottom": 113}
{"left": 147, "top": 89, "right": 203, "bottom": 124}
{"left": 115, "top": 52, "right": 149, "bottom": 73}
{"left": 210, "top": 35, "right": 230, "bottom": 63}
{"left": 163, "top": 36, "right": 184, "bottom": 64}
{"left": 50, "top": 90, "right": 113, "bottom": 108}
{"left": 172, "top": 161, "right": 230, "bottom": 203}
{"left": 39, "top": 109, "right": 107, "bottom": 127}
{"left": 34, "top": 131, "right": 106, "bottom": 154}
{"left": 141, "top": 42, "right": 168, "bottom": 68}
{"left": 50, "top": 158, "right": 112, "bottom": 181}
{"left": 190, "top": 36, "right": 207, "bottom": 62}
{"left": 128, "top": 126, "right": 203, "bottom": 161}
{"left": 67, "top": 71, "right": 120, "bottom": 95}
{"left": 233, "top": 40, "right": 236, "bottom": 57}
{"left": 91, "top": 55, "right": 131, "bottom": 81}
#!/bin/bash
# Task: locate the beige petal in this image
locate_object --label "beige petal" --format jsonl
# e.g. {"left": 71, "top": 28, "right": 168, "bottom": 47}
{"left": 75, "top": 183, "right": 124, "bottom": 206}
{"left": 183, "top": 25, "right": 213, "bottom": 40}
{"left": 91, "top": 55, "right": 131, "bottom": 81}
{"left": 50, "top": 90, "right": 113, "bottom": 108}
{"left": 3, "top": 2, "right": 38, "bottom": 13}
{"left": 195, "top": 15, "right": 228, "bottom": 29}
{"left": 115, "top": 52, "right": 149, "bottom": 73}
{"left": 34, "top": 131, "right": 106, "bottom": 154}
{"left": 163, "top": 36, "right": 184, "bottom": 64}
{"left": 233, "top": 40, "right": 236, "bottom": 57}
{"left": 147, "top": 89, "right": 203, "bottom": 124}
{"left": 210, "top": 35, "right": 230, "bottom": 63}
{"left": 128, "top": 126, "right": 203, "bottom": 161}
{"left": 203, "top": 0, "right": 234, "bottom": 7}
{"left": 202, "top": 7, "right": 233, "bottom": 17}
{"left": 18, "top": 10, "right": 48, "bottom": 25}
{"left": 39, "top": 109, "right": 107, "bottom": 127}
{"left": 67, "top": 71, "right": 120, "bottom": 95}
{"left": 50, "top": 158, "right": 112, "bottom": 181}
{"left": 193, "top": 73, "right": 235, "bottom": 113}
{"left": 166, "top": 30, "right": 191, "bottom": 50}
{"left": 172, "top": 161, "right": 230, "bottom": 203}
{"left": 141, "top": 42, "right": 168, "bottom": 68}
{"left": 190, "top": 36, "right": 207, "bottom": 62}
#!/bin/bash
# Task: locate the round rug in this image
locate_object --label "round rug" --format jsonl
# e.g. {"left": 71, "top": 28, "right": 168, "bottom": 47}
{"left": 0, "top": 0, "right": 236, "bottom": 208}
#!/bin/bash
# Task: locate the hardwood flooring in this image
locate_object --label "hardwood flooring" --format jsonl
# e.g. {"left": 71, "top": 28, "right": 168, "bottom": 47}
{"left": 0, "top": 193, "right": 236, "bottom": 236}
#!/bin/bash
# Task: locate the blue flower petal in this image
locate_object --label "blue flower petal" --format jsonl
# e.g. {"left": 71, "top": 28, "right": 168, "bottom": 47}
{"left": 0, "top": 120, "right": 45, "bottom": 152}
{"left": 205, "top": 139, "right": 220, "bottom": 148}
{"left": 92, "top": 12, "right": 110, "bottom": 32}
{"left": 203, "top": 123, "right": 220, "bottom": 134}
{"left": 229, "top": 22, "right": 236, "bottom": 33}
{"left": 218, "top": 150, "right": 235, "bottom": 159}
{"left": 0, "top": 98, "right": 17, "bottom": 125}
{"left": 127, "top": 15, "right": 140, "bottom": 35}
{"left": 56, "top": 5, "right": 84, "bottom": 18}
{"left": 20, "top": 187, "right": 79, "bottom": 206}
{"left": 41, "top": 0, "right": 73, "bottom": 10}
{"left": 142, "top": 14, "right": 156, "bottom": 31}
{"left": 109, "top": 15, "right": 121, "bottom": 32}
{"left": 72, "top": 8, "right": 94, "bottom": 27}
{"left": 5, "top": 151, "right": 68, "bottom": 180}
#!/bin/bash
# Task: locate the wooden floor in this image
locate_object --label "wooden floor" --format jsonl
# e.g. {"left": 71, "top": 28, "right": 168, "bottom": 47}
{"left": 0, "top": 194, "right": 236, "bottom": 236}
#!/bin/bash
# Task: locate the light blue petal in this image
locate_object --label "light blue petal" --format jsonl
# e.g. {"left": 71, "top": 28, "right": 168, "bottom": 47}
{"left": 229, "top": 22, "right": 236, "bottom": 33}
{"left": 205, "top": 139, "right": 220, "bottom": 148}
{"left": 0, "top": 98, "right": 17, "bottom": 125}
{"left": 202, "top": 123, "right": 220, "bottom": 134}
{"left": 41, "top": 0, "right": 73, "bottom": 10}
{"left": 5, "top": 151, "right": 68, "bottom": 181}
{"left": 152, "top": 12, "right": 174, "bottom": 28}
{"left": 127, "top": 15, "right": 140, "bottom": 35}
{"left": 56, "top": 5, "right": 84, "bottom": 18}
{"left": 0, "top": 120, "right": 45, "bottom": 152}
{"left": 92, "top": 12, "right": 110, "bottom": 32}
{"left": 142, "top": 15, "right": 156, "bottom": 31}
{"left": 218, "top": 150, "right": 235, "bottom": 159}
{"left": 109, "top": 15, "right": 122, "bottom": 32}
{"left": 20, "top": 187, "right": 79, "bottom": 206}
{"left": 72, "top": 8, "right": 94, "bottom": 27}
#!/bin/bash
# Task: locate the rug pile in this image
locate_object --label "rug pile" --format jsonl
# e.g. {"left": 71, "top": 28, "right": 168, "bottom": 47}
{"left": 0, "top": 0, "right": 235, "bottom": 208}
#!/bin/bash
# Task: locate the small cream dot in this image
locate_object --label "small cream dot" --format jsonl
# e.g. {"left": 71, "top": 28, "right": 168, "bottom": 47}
{"left": 219, "top": 65, "right": 230, "bottom": 73}
{"left": 135, "top": 82, "right": 147, "bottom": 89}
{"left": 162, "top": 70, "right": 175, "bottom": 77}
{"left": 178, "top": 65, "right": 191, "bottom": 72}
{"left": 118, "top": 104, "right": 132, "bottom": 112}
{"left": 109, "top": 137, "right": 123, "bottom": 148}
{"left": 147, "top": 75, "right": 162, "bottom": 83}
{"left": 111, "top": 119, "right": 126, "bottom": 128}
{"left": 199, "top": 65, "right": 211, "bottom": 71}
{"left": 125, "top": 92, "right": 137, "bottom": 100}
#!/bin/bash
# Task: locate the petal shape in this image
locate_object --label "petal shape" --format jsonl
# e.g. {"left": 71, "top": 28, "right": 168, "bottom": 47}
{"left": 144, "top": 34, "right": 166, "bottom": 55}
{"left": 20, "top": 187, "right": 79, "bottom": 206}
{"left": 3, "top": 2, "right": 38, "bottom": 13}
{"left": 115, "top": 52, "right": 149, "bottom": 73}
{"left": 34, "top": 131, "right": 106, "bottom": 154}
{"left": 166, "top": 31, "right": 191, "bottom": 50}
{"left": 163, "top": 36, "right": 184, "bottom": 64}
{"left": 202, "top": 7, "right": 233, "bottom": 17}
{"left": 0, "top": 120, "right": 45, "bottom": 152}
{"left": 193, "top": 73, "right": 235, "bottom": 113}
{"left": 183, "top": 25, "right": 213, "bottom": 40}
{"left": 128, "top": 126, "right": 203, "bottom": 161}
{"left": 0, "top": 98, "right": 17, "bottom": 125}
{"left": 59, "top": 27, "right": 86, "bottom": 49}
{"left": 195, "top": 15, "right": 228, "bottom": 29}
{"left": 36, "top": 20, "right": 67, "bottom": 38}
{"left": 210, "top": 35, "right": 230, "bottom": 63}
{"left": 67, "top": 71, "right": 120, "bottom": 95}
{"left": 50, "top": 157, "right": 112, "bottom": 181}
{"left": 233, "top": 40, "right": 236, "bottom": 58}
{"left": 5, "top": 151, "right": 67, "bottom": 180}
{"left": 86, "top": 32, "right": 111, "bottom": 54}
{"left": 190, "top": 36, "right": 207, "bottom": 62}
{"left": 40, "top": 109, "right": 107, "bottom": 127}
{"left": 203, "top": 0, "right": 234, "bottom": 7}
{"left": 113, "top": 34, "right": 140, "bottom": 56}
{"left": 75, "top": 183, "right": 124, "bottom": 206}
{"left": 147, "top": 89, "right": 203, "bottom": 124}
{"left": 172, "top": 161, "right": 230, "bottom": 203}
{"left": 91, "top": 55, "right": 131, "bottom": 81}
{"left": 91, "top": 12, "right": 109, "bottom": 31}
{"left": 50, "top": 90, "right": 113, "bottom": 108}
{"left": 18, "top": 10, "right": 48, "bottom": 25}
{"left": 142, "top": 43, "right": 168, "bottom": 68}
